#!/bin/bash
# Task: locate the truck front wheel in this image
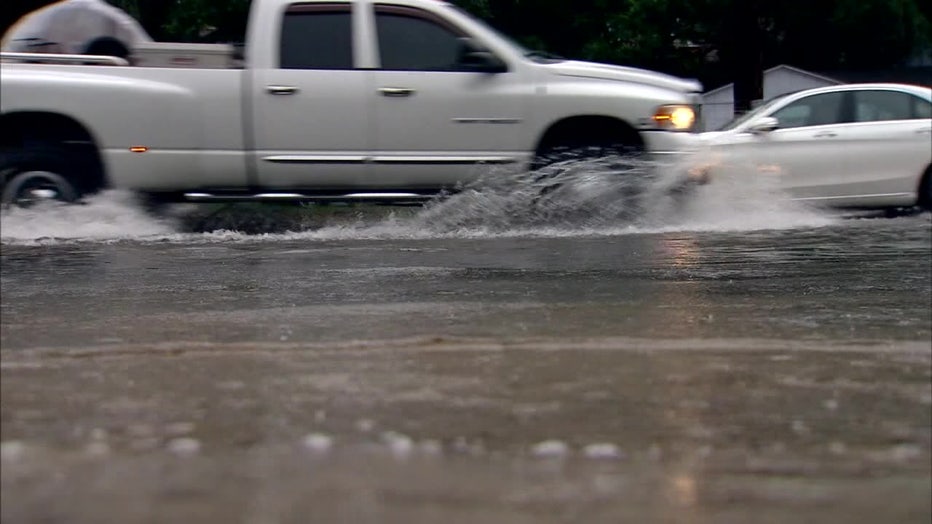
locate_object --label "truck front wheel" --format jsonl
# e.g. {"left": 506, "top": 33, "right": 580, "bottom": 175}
{"left": 0, "top": 148, "right": 82, "bottom": 207}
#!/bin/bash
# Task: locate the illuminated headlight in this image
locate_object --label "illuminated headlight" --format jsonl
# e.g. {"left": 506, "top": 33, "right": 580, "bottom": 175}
{"left": 652, "top": 105, "right": 696, "bottom": 131}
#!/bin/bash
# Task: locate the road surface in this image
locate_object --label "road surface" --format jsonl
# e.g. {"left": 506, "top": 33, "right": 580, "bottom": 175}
{"left": 1, "top": 191, "right": 930, "bottom": 523}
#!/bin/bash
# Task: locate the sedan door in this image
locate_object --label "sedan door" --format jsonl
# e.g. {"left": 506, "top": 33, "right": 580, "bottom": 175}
{"left": 836, "top": 89, "right": 932, "bottom": 207}
{"left": 760, "top": 90, "right": 855, "bottom": 204}
{"left": 367, "top": 4, "right": 527, "bottom": 190}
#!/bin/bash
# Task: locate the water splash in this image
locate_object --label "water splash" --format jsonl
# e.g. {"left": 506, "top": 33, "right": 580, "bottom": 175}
{"left": 0, "top": 157, "right": 834, "bottom": 245}
{"left": 0, "top": 190, "right": 177, "bottom": 244}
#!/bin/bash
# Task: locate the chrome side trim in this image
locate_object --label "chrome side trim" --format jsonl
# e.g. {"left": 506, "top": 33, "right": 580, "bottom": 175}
{"left": 263, "top": 155, "right": 369, "bottom": 164}
{"left": 452, "top": 118, "right": 522, "bottom": 125}
{"left": 0, "top": 52, "right": 128, "bottom": 66}
{"left": 344, "top": 192, "right": 424, "bottom": 199}
{"left": 792, "top": 192, "right": 913, "bottom": 201}
{"left": 255, "top": 193, "right": 306, "bottom": 198}
{"left": 262, "top": 155, "right": 518, "bottom": 165}
{"left": 370, "top": 156, "right": 516, "bottom": 165}
{"left": 183, "top": 192, "right": 434, "bottom": 203}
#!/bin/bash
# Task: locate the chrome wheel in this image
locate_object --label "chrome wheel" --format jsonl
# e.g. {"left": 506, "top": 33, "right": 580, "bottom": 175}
{"left": 1, "top": 170, "right": 78, "bottom": 207}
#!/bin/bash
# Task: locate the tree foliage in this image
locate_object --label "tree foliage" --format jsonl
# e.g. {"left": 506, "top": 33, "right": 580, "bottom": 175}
{"left": 454, "top": 0, "right": 931, "bottom": 87}
{"left": 107, "top": 0, "right": 251, "bottom": 41}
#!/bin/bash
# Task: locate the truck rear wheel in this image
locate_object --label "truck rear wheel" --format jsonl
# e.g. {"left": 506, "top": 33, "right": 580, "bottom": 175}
{"left": 0, "top": 147, "right": 83, "bottom": 207}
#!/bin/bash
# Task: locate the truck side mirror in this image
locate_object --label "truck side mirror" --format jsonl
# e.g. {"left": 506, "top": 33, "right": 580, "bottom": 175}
{"left": 456, "top": 37, "right": 508, "bottom": 73}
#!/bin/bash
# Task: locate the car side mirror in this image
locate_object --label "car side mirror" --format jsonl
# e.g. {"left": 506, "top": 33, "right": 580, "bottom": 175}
{"left": 748, "top": 116, "right": 779, "bottom": 134}
{"left": 457, "top": 37, "right": 508, "bottom": 73}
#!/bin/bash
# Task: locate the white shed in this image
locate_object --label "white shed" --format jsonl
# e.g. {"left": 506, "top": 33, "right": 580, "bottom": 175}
{"left": 700, "top": 64, "right": 842, "bottom": 131}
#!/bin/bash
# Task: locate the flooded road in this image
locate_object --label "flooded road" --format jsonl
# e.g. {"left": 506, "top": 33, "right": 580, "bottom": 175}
{"left": 1, "top": 190, "right": 930, "bottom": 523}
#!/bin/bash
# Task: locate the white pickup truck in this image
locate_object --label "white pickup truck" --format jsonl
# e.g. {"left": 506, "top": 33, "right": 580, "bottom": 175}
{"left": 0, "top": 0, "right": 703, "bottom": 207}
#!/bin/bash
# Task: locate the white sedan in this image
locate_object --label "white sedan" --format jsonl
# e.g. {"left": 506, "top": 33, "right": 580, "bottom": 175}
{"left": 698, "top": 83, "right": 932, "bottom": 210}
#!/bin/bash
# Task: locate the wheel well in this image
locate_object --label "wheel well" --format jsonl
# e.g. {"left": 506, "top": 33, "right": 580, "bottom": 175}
{"left": 0, "top": 111, "right": 108, "bottom": 193}
{"left": 83, "top": 36, "right": 130, "bottom": 59}
{"left": 534, "top": 116, "right": 644, "bottom": 157}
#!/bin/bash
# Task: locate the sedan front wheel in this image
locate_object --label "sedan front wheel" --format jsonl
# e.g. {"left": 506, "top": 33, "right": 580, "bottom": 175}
{"left": 920, "top": 167, "right": 932, "bottom": 211}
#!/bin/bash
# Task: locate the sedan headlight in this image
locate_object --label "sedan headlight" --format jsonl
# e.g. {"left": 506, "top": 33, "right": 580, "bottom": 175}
{"left": 652, "top": 104, "right": 697, "bottom": 131}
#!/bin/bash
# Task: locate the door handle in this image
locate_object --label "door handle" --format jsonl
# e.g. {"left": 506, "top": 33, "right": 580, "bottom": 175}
{"left": 266, "top": 85, "right": 299, "bottom": 95}
{"left": 378, "top": 87, "right": 416, "bottom": 97}
{"left": 813, "top": 131, "right": 837, "bottom": 138}
{"left": 917, "top": 128, "right": 932, "bottom": 135}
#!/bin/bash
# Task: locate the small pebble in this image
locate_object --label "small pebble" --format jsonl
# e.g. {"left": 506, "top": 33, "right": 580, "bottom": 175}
{"left": 302, "top": 433, "right": 334, "bottom": 453}
{"left": 127, "top": 424, "right": 154, "bottom": 438}
{"left": 85, "top": 441, "right": 110, "bottom": 457}
{"left": 418, "top": 439, "right": 444, "bottom": 456}
{"left": 1, "top": 441, "right": 27, "bottom": 462}
{"left": 531, "top": 440, "right": 569, "bottom": 458}
{"left": 381, "top": 431, "right": 414, "bottom": 458}
{"left": 888, "top": 444, "right": 921, "bottom": 462}
{"left": 647, "top": 444, "right": 663, "bottom": 461}
{"left": 167, "top": 437, "right": 201, "bottom": 456}
{"left": 582, "top": 443, "right": 623, "bottom": 460}
{"left": 164, "top": 422, "right": 196, "bottom": 436}
{"left": 791, "top": 420, "right": 810, "bottom": 435}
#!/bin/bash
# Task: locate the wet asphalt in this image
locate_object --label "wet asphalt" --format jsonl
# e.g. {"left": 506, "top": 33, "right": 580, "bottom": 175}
{"left": 1, "top": 210, "right": 930, "bottom": 523}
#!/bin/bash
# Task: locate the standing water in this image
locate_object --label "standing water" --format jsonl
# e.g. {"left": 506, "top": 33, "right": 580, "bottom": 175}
{"left": 2, "top": 159, "right": 928, "bottom": 524}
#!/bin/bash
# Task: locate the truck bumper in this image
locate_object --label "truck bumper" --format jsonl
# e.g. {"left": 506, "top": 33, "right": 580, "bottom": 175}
{"left": 641, "top": 131, "right": 709, "bottom": 184}
{"left": 641, "top": 130, "right": 703, "bottom": 156}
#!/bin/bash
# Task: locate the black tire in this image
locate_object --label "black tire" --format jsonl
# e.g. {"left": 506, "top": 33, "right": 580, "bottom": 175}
{"left": 919, "top": 168, "right": 932, "bottom": 211}
{"left": 0, "top": 146, "right": 88, "bottom": 207}
{"left": 532, "top": 142, "right": 642, "bottom": 172}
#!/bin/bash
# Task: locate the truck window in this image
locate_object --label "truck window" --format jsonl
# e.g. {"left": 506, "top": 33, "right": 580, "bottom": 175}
{"left": 375, "top": 5, "right": 466, "bottom": 71}
{"left": 280, "top": 4, "right": 353, "bottom": 69}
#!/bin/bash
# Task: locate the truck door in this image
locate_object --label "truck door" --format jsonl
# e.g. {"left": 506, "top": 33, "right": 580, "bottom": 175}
{"left": 368, "top": 4, "right": 526, "bottom": 190}
{"left": 251, "top": 2, "right": 371, "bottom": 190}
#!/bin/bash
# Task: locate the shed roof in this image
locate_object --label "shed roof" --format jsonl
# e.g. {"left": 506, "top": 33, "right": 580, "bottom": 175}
{"left": 703, "top": 64, "right": 841, "bottom": 96}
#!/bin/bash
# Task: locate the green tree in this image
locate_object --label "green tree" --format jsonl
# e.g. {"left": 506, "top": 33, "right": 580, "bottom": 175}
{"left": 5, "top": 0, "right": 929, "bottom": 99}
{"left": 109, "top": 0, "right": 250, "bottom": 41}
{"left": 161, "top": 0, "right": 251, "bottom": 42}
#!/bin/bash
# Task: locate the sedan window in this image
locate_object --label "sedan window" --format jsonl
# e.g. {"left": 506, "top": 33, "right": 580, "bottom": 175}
{"left": 854, "top": 90, "right": 915, "bottom": 122}
{"left": 772, "top": 104, "right": 811, "bottom": 129}
{"left": 917, "top": 97, "right": 932, "bottom": 119}
{"left": 771, "top": 92, "right": 846, "bottom": 129}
